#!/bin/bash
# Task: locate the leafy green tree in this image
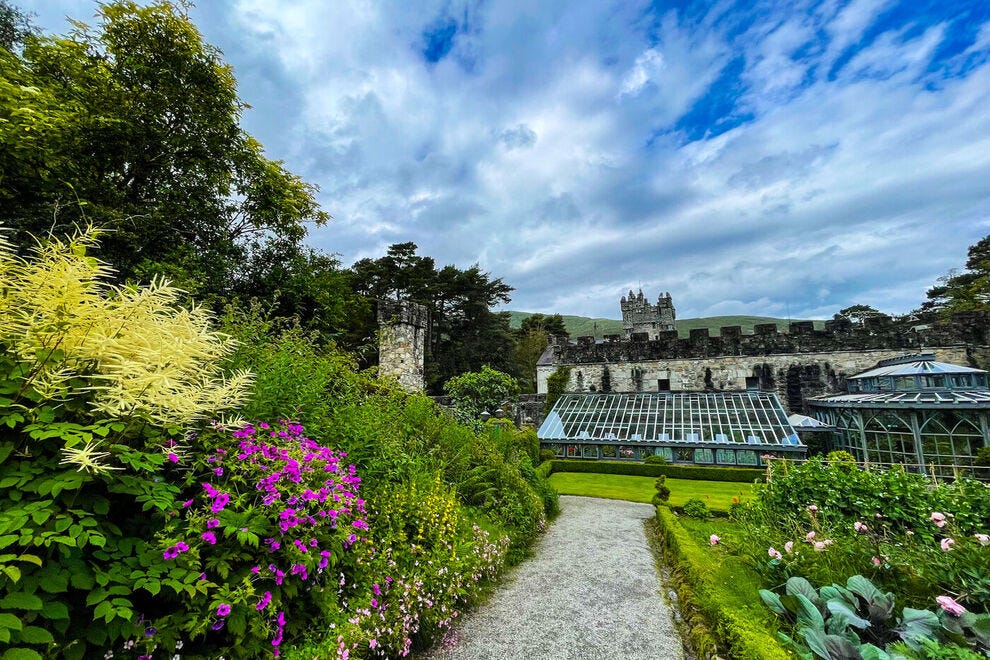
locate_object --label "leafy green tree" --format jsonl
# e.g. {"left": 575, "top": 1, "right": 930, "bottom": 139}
{"left": 919, "top": 234, "right": 990, "bottom": 319}
{"left": 511, "top": 314, "right": 568, "bottom": 393}
{"left": 443, "top": 365, "right": 520, "bottom": 420}
{"left": 0, "top": 0, "right": 34, "bottom": 50}
{"left": 518, "top": 313, "right": 568, "bottom": 338}
{"left": 0, "top": 1, "right": 328, "bottom": 295}
{"left": 833, "top": 304, "right": 891, "bottom": 325}
{"left": 351, "top": 242, "right": 515, "bottom": 391}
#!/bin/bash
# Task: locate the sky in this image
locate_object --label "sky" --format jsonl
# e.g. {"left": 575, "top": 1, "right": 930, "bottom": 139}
{"left": 24, "top": 0, "right": 990, "bottom": 320}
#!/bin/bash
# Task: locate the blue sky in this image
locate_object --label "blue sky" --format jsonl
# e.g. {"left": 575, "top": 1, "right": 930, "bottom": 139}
{"left": 24, "top": 0, "right": 990, "bottom": 320}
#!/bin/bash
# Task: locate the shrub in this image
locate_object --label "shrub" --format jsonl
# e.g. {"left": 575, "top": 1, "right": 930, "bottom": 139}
{"left": 683, "top": 498, "right": 712, "bottom": 519}
{"left": 443, "top": 366, "right": 520, "bottom": 421}
{"left": 0, "top": 231, "right": 251, "bottom": 659}
{"left": 652, "top": 475, "right": 671, "bottom": 505}
{"left": 645, "top": 454, "right": 669, "bottom": 465}
{"left": 549, "top": 459, "right": 765, "bottom": 483}
{"left": 543, "top": 366, "right": 571, "bottom": 414}
{"left": 539, "top": 448, "right": 557, "bottom": 464}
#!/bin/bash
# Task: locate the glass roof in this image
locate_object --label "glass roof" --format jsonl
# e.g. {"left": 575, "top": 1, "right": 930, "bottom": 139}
{"left": 538, "top": 392, "right": 801, "bottom": 446}
{"left": 810, "top": 390, "right": 990, "bottom": 408}
{"left": 851, "top": 355, "right": 985, "bottom": 380}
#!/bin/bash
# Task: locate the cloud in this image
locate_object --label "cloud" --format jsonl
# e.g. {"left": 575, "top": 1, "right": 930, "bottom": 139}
{"left": 26, "top": 0, "right": 990, "bottom": 323}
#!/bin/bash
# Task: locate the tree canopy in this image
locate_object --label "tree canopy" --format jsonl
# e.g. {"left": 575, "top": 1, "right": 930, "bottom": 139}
{"left": 0, "top": 1, "right": 327, "bottom": 295}
{"left": 919, "top": 234, "right": 990, "bottom": 319}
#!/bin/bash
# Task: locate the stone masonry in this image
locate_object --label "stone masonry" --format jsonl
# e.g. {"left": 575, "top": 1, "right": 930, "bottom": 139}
{"left": 537, "top": 305, "right": 990, "bottom": 414}
{"left": 378, "top": 300, "right": 429, "bottom": 393}
{"left": 620, "top": 289, "right": 675, "bottom": 340}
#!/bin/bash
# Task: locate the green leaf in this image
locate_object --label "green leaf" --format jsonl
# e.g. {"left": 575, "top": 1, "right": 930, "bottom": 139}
{"left": 16, "top": 555, "right": 41, "bottom": 567}
{"left": 1, "top": 648, "right": 43, "bottom": 660}
{"left": 827, "top": 599, "right": 871, "bottom": 630}
{"left": 787, "top": 577, "right": 822, "bottom": 606}
{"left": 41, "top": 601, "right": 68, "bottom": 620}
{"left": 760, "top": 589, "right": 787, "bottom": 615}
{"left": 0, "top": 613, "right": 22, "bottom": 631}
{"left": 898, "top": 607, "right": 939, "bottom": 645}
{"left": 29, "top": 511, "right": 49, "bottom": 526}
{"left": 0, "top": 444, "right": 13, "bottom": 464}
{"left": 795, "top": 594, "right": 826, "bottom": 632}
{"left": 859, "top": 643, "right": 890, "bottom": 660}
{"left": 801, "top": 627, "right": 830, "bottom": 659}
{"left": 0, "top": 593, "right": 42, "bottom": 610}
{"left": 2, "top": 566, "right": 21, "bottom": 583}
{"left": 18, "top": 626, "right": 53, "bottom": 644}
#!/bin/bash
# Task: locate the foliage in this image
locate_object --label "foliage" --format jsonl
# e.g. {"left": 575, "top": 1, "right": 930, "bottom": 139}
{"left": 645, "top": 454, "right": 669, "bottom": 465}
{"left": 549, "top": 459, "right": 766, "bottom": 483}
{"left": 833, "top": 305, "right": 892, "bottom": 325}
{"left": 548, "top": 472, "right": 751, "bottom": 511}
{"left": 735, "top": 458, "right": 990, "bottom": 613}
{"left": 826, "top": 450, "right": 858, "bottom": 466}
{"left": 0, "top": 0, "right": 35, "bottom": 50}
{"left": 652, "top": 508, "right": 791, "bottom": 659}
{"left": 920, "top": 234, "right": 990, "bottom": 318}
{"left": 760, "top": 575, "right": 990, "bottom": 658}
{"left": 652, "top": 475, "right": 671, "bottom": 505}
{"left": 683, "top": 498, "right": 713, "bottom": 519}
{"left": 0, "top": 1, "right": 328, "bottom": 297}
{"left": 517, "top": 313, "right": 568, "bottom": 339}
{"left": 0, "top": 232, "right": 251, "bottom": 659}
{"left": 543, "top": 366, "right": 572, "bottom": 414}
{"left": 350, "top": 242, "right": 515, "bottom": 391}
{"left": 443, "top": 366, "right": 520, "bottom": 421}
{"left": 974, "top": 447, "right": 990, "bottom": 468}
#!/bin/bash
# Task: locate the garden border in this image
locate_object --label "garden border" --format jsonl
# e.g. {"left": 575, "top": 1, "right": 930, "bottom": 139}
{"left": 546, "top": 459, "right": 765, "bottom": 483}
{"left": 651, "top": 506, "right": 792, "bottom": 660}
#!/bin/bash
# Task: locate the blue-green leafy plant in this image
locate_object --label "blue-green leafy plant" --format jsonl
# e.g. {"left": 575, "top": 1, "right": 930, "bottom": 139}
{"left": 760, "top": 575, "right": 990, "bottom": 659}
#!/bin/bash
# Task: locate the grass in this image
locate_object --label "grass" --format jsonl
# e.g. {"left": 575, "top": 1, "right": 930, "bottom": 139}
{"left": 652, "top": 508, "right": 791, "bottom": 659}
{"left": 548, "top": 471, "right": 752, "bottom": 511}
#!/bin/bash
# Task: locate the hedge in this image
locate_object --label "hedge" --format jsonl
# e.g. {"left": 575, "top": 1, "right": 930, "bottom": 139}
{"left": 548, "top": 459, "right": 765, "bottom": 483}
{"left": 535, "top": 460, "right": 553, "bottom": 479}
{"left": 652, "top": 507, "right": 791, "bottom": 660}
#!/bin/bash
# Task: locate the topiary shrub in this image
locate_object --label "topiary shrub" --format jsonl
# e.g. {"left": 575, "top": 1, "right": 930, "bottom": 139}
{"left": 652, "top": 475, "right": 671, "bottom": 505}
{"left": 645, "top": 454, "right": 669, "bottom": 465}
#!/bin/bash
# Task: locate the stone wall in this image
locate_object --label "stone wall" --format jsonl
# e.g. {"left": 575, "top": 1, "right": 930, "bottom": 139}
{"left": 377, "top": 300, "right": 429, "bottom": 393}
{"left": 535, "top": 311, "right": 990, "bottom": 413}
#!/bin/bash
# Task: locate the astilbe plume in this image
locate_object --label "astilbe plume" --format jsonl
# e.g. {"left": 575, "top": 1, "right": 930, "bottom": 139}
{"left": 0, "top": 227, "right": 252, "bottom": 426}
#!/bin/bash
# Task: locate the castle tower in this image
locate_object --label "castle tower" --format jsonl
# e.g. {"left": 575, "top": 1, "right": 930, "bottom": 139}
{"left": 377, "top": 299, "right": 429, "bottom": 392}
{"left": 620, "top": 289, "right": 676, "bottom": 340}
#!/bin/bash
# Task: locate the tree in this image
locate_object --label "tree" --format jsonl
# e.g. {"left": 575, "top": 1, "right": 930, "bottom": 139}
{"left": 918, "top": 234, "right": 990, "bottom": 319}
{"left": 350, "top": 242, "right": 515, "bottom": 392}
{"left": 0, "top": 0, "right": 34, "bottom": 50}
{"left": 833, "top": 304, "right": 891, "bottom": 325}
{"left": 511, "top": 314, "right": 569, "bottom": 393}
{"left": 518, "top": 313, "right": 568, "bottom": 338}
{"left": 0, "top": 1, "right": 328, "bottom": 295}
{"left": 443, "top": 365, "right": 520, "bottom": 420}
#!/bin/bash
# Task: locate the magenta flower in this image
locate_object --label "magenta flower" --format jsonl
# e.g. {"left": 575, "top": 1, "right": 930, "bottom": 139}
{"left": 202, "top": 531, "right": 217, "bottom": 545}
{"left": 940, "top": 538, "right": 955, "bottom": 552}
{"left": 936, "top": 595, "right": 966, "bottom": 616}
{"left": 207, "top": 518, "right": 220, "bottom": 529}
{"left": 709, "top": 534, "right": 720, "bottom": 545}
{"left": 872, "top": 556, "right": 881, "bottom": 566}
{"left": 216, "top": 603, "right": 232, "bottom": 617}
{"left": 256, "top": 591, "right": 272, "bottom": 611}
{"left": 167, "top": 453, "right": 179, "bottom": 463}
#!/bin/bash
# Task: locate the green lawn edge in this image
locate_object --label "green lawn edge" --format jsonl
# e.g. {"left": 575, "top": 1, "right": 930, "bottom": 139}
{"left": 652, "top": 506, "right": 792, "bottom": 660}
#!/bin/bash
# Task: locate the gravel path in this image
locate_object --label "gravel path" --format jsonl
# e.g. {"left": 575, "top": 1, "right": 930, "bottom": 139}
{"left": 422, "top": 496, "right": 683, "bottom": 660}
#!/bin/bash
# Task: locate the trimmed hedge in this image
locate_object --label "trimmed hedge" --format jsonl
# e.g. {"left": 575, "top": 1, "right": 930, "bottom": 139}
{"left": 549, "top": 459, "right": 765, "bottom": 483}
{"left": 535, "top": 460, "right": 553, "bottom": 479}
{"left": 652, "top": 507, "right": 791, "bottom": 660}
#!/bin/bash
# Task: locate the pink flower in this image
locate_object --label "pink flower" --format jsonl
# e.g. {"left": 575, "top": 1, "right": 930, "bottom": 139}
{"left": 805, "top": 531, "right": 816, "bottom": 542}
{"left": 853, "top": 521, "right": 868, "bottom": 533}
{"left": 207, "top": 519, "right": 220, "bottom": 529}
{"left": 814, "top": 541, "right": 826, "bottom": 551}
{"left": 930, "top": 512, "right": 947, "bottom": 528}
{"left": 936, "top": 595, "right": 966, "bottom": 616}
{"left": 167, "top": 453, "right": 179, "bottom": 463}
{"left": 768, "top": 547, "right": 782, "bottom": 560}
{"left": 808, "top": 505, "right": 818, "bottom": 513}
{"left": 217, "top": 603, "right": 232, "bottom": 617}
{"left": 202, "top": 531, "right": 217, "bottom": 545}
{"left": 709, "top": 534, "right": 720, "bottom": 545}
{"left": 823, "top": 539, "right": 834, "bottom": 547}
{"left": 940, "top": 538, "right": 954, "bottom": 552}
{"left": 784, "top": 541, "right": 794, "bottom": 554}
{"left": 975, "top": 533, "right": 989, "bottom": 546}
{"left": 872, "top": 556, "right": 882, "bottom": 566}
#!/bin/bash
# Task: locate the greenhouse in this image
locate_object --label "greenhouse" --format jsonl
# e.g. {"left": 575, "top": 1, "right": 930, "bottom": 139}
{"left": 538, "top": 391, "right": 804, "bottom": 465}
{"left": 808, "top": 354, "right": 990, "bottom": 478}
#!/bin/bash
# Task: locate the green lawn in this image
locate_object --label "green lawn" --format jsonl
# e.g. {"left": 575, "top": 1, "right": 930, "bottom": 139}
{"left": 548, "top": 472, "right": 753, "bottom": 511}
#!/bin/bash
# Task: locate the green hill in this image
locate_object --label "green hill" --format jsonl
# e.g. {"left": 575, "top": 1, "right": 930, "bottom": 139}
{"left": 505, "top": 311, "right": 825, "bottom": 338}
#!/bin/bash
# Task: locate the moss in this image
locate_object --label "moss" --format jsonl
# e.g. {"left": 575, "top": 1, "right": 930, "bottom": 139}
{"left": 652, "top": 507, "right": 792, "bottom": 660}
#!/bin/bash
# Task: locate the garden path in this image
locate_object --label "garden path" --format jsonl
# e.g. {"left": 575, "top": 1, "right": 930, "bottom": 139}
{"left": 421, "top": 496, "right": 684, "bottom": 660}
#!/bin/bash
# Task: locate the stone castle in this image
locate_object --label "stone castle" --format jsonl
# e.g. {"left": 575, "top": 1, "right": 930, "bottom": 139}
{"left": 537, "top": 290, "right": 990, "bottom": 415}
{"left": 620, "top": 289, "right": 675, "bottom": 340}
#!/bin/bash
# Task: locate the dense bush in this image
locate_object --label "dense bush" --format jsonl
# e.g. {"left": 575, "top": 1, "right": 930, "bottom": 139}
{"left": 443, "top": 366, "right": 520, "bottom": 421}
{"left": 734, "top": 458, "right": 990, "bottom": 618}
{"left": 549, "top": 459, "right": 765, "bottom": 483}
{"left": 0, "top": 232, "right": 557, "bottom": 659}
{"left": 683, "top": 498, "right": 712, "bottom": 519}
